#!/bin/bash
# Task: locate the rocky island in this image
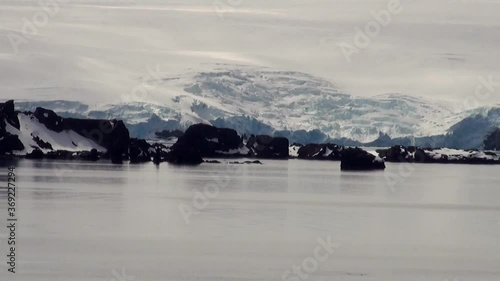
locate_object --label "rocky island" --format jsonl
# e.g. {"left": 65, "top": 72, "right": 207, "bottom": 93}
{"left": 2, "top": 100, "right": 500, "bottom": 170}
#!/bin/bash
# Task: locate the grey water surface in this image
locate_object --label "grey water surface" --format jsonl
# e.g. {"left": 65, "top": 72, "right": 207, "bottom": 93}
{"left": 0, "top": 159, "right": 499, "bottom": 281}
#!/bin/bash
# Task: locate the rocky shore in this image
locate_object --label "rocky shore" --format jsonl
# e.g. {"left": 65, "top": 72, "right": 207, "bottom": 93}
{"left": 2, "top": 100, "right": 500, "bottom": 170}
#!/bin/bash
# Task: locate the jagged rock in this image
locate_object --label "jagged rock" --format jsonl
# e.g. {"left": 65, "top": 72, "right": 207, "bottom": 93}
{"left": 340, "top": 147, "right": 385, "bottom": 171}
{"left": 246, "top": 135, "right": 289, "bottom": 159}
{"left": 62, "top": 119, "right": 130, "bottom": 163}
{"left": 297, "top": 143, "right": 342, "bottom": 160}
{"left": 32, "top": 136, "right": 53, "bottom": 150}
{"left": 33, "top": 107, "right": 64, "bottom": 132}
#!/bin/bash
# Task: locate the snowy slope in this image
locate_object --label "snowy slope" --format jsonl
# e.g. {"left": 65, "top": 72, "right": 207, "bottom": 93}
{"left": 13, "top": 66, "right": 488, "bottom": 143}
{"left": 5, "top": 112, "right": 106, "bottom": 154}
{"left": 9, "top": 67, "right": 493, "bottom": 142}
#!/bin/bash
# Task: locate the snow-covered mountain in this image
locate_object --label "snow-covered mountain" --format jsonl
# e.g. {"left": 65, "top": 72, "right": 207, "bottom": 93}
{"left": 11, "top": 67, "right": 500, "bottom": 145}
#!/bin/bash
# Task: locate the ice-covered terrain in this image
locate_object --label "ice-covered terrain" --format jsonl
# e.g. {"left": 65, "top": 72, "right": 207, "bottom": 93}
{"left": 5, "top": 112, "right": 106, "bottom": 154}
{"left": 12, "top": 67, "right": 500, "bottom": 144}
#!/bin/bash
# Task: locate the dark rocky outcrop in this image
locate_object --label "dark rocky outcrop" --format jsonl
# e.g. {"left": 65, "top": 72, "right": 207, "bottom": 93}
{"left": 246, "top": 135, "right": 289, "bottom": 159}
{"left": 297, "top": 143, "right": 342, "bottom": 160}
{"left": 32, "top": 107, "right": 130, "bottom": 163}
{"left": 1, "top": 102, "right": 131, "bottom": 164}
{"left": 340, "top": 147, "right": 385, "bottom": 171}
{"left": 0, "top": 101, "right": 24, "bottom": 155}
{"left": 44, "top": 149, "right": 103, "bottom": 161}
{"left": 129, "top": 138, "right": 153, "bottom": 163}
{"left": 33, "top": 107, "right": 64, "bottom": 132}
{"left": 32, "top": 136, "right": 53, "bottom": 150}
{"left": 62, "top": 118, "right": 129, "bottom": 164}
{"left": 0, "top": 134, "right": 24, "bottom": 155}
{"left": 0, "top": 100, "right": 20, "bottom": 132}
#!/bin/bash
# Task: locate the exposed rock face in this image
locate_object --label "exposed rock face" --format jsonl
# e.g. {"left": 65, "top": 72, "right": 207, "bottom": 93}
{"left": 297, "top": 143, "right": 342, "bottom": 160}
{"left": 340, "top": 147, "right": 385, "bottom": 171}
{"left": 0, "top": 134, "right": 24, "bottom": 155}
{"left": 0, "top": 100, "right": 24, "bottom": 154}
{"left": 59, "top": 118, "right": 130, "bottom": 163}
{"left": 31, "top": 107, "right": 130, "bottom": 163}
{"left": 32, "top": 106, "right": 130, "bottom": 161}
{"left": 246, "top": 135, "right": 289, "bottom": 159}
{"left": 1, "top": 101, "right": 131, "bottom": 164}
{"left": 129, "top": 138, "right": 152, "bottom": 163}
{"left": 33, "top": 107, "right": 64, "bottom": 132}
{"left": 0, "top": 100, "right": 20, "bottom": 131}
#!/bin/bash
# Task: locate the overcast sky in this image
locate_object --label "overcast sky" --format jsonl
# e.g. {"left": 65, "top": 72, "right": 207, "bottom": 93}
{"left": 1, "top": 0, "right": 499, "bottom": 105}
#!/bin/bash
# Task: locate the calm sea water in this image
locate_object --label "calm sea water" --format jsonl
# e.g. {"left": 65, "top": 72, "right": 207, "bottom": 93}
{"left": 0, "top": 159, "right": 500, "bottom": 281}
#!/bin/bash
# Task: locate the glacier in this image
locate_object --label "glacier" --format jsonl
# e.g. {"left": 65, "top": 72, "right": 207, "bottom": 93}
{"left": 11, "top": 67, "right": 500, "bottom": 147}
